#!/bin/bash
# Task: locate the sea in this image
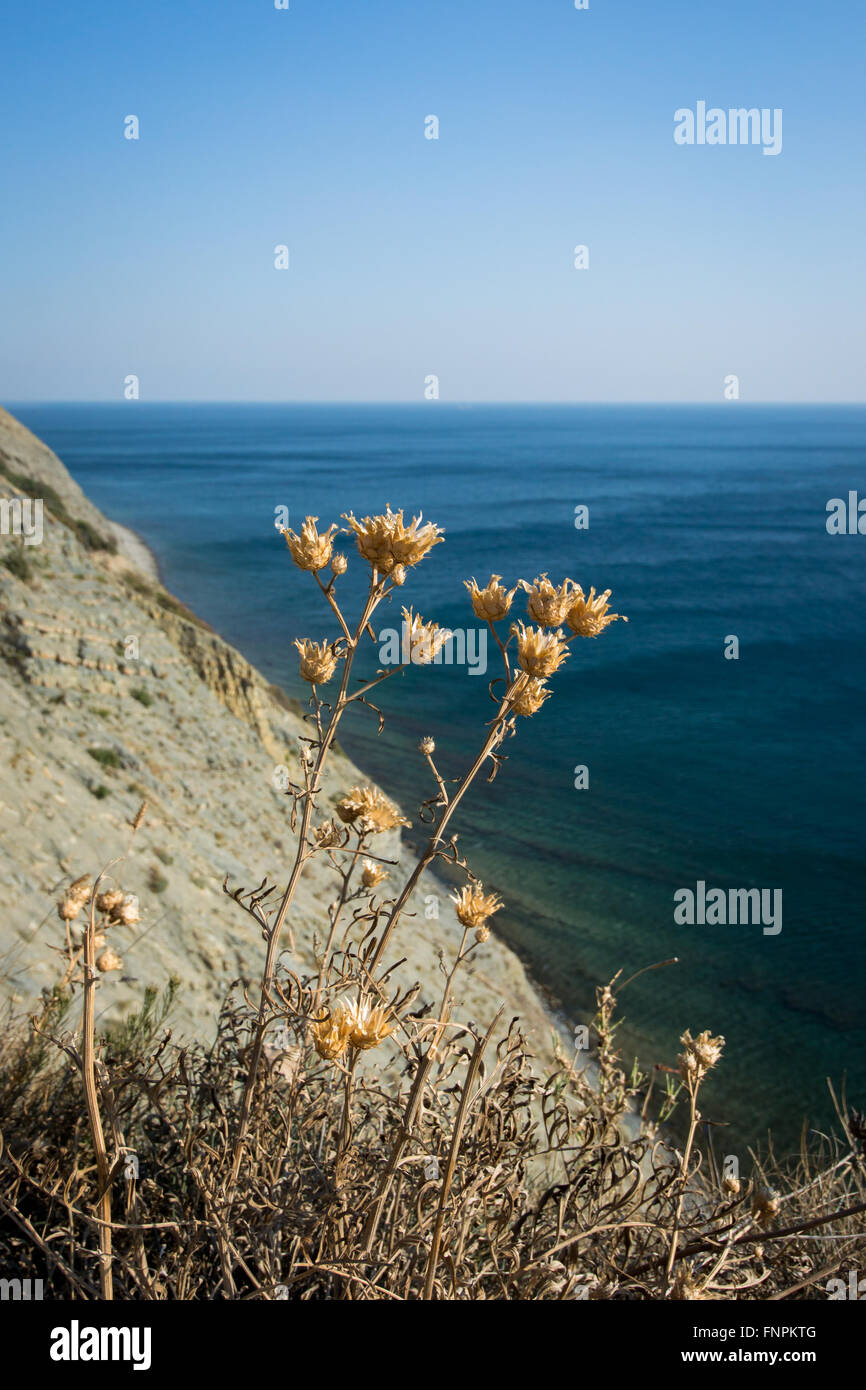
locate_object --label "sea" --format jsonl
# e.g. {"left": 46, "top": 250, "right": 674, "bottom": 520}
{"left": 10, "top": 402, "right": 866, "bottom": 1152}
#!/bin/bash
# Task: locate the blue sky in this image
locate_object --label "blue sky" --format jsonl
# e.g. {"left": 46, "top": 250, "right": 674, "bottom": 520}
{"left": 1, "top": 0, "right": 864, "bottom": 402}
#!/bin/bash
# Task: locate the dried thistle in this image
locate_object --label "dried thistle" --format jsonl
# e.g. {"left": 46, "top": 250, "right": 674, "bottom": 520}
{"left": 335, "top": 786, "right": 409, "bottom": 835}
{"left": 361, "top": 858, "right": 389, "bottom": 889}
{"left": 96, "top": 947, "right": 123, "bottom": 973}
{"left": 566, "top": 586, "right": 626, "bottom": 638}
{"left": 344, "top": 997, "right": 394, "bottom": 1051}
{"left": 295, "top": 638, "right": 341, "bottom": 685}
{"left": 282, "top": 516, "right": 339, "bottom": 572}
{"left": 109, "top": 894, "right": 140, "bottom": 927}
{"left": 465, "top": 574, "right": 517, "bottom": 623}
{"left": 342, "top": 505, "right": 443, "bottom": 574}
{"left": 68, "top": 875, "right": 92, "bottom": 902}
{"left": 752, "top": 1186, "right": 781, "bottom": 1227}
{"left": 310, "top": 1008, "right": 352, "bottom": 1061}
{"left": 677, "top": 1029, "right": 725, "bottom": 1084}
{"left": 401, "top": 607, "right": 453, "bottom": 665}
{"left": 511, "top": 622, "right": 570, "bottom": 678}
{"left": 510, "top": 674, "right": 552, "bottom": 717}
{"left": 95, "top": 888, "right": 124, "bottom": 915}
{"left": 520, "top": 574, "right": 578, "bottom": 627}
{"left": 451, "top": 884, "right": 504, "bottom": 931}
{"left": 57, "top": 874, "right": 92, "bottom": 920}
{"left": 312, "top": 821, "right": 342, "bottom": 850}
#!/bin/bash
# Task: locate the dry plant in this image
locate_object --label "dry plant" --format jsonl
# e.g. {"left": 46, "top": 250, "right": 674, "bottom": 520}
{"left": 1, "top": 507, "right": 864, "bottom": 1300}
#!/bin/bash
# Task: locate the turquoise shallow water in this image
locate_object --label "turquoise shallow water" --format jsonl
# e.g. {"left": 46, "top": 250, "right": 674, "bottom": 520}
{"left": 12, "top": 402, "right": 866, "bottom": 1151}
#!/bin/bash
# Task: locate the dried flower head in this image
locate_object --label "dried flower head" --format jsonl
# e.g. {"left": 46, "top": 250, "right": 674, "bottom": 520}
{"left": 520, "top": 575, "right": 578, "bottom": 628}
{"left": 294, "top": 638, "right": 340, "bottom": 685}
{"left": 566, "top": 586, "right": 627, "bottom": 638}
{"left": 335, "top": 786, "right": 409, "bottom": 835}
{"left": 342, "top": 505, "right": 443, "bottom": 574}
{"left": 96, "top": 947, "right": 123, "bottom": 973}
{"left": 401, "top": 607, "right": 453, "bottom": 665}
{"left": 330, "top": 552, "right": 348, "bottom": 575}
{"left": 510, "top": 674, "right": 552, "bottom": 717}
{"left": 451, "top": 884, "right": 504, "bottom": 931}
{"left": 58, "top": 875, "right": 92, "bottom": 919}
{"left": 511, "top": 622, "right": 570, "bottom": 678}
{"left": 752, "top": 1187, "right": 781, "bottom": 1227}
{"left": 312, "top": 821, "right": 342, "bottom": 849}
{"left": 68, "top": 875, "right": 92, "bottom": 903}
{"left": 722, "top": 1174, "right": 741, "bottom": 1197}
{"left": 361, "top": 858, "right": 389, "bottom": 890}
{"left": 110, "top": 894, "right": 140, "bottom": 927}
{"left": 678, "top": 1029, "right": 725, "bottom": 1084}
{"left": 282, "top": 516, "right": 339, "bottom": 572}
{"left": 344, "top": 997, "right": 394, "bottom": 1051}
{"left": 418, "top": 736, "right": 436, "bottom": 756}
{"left": 310, "top": 1009, "right": 352, "bottom": 1062}
{"left": 96, "top": 888, "right": 124, "bottom": 915}
{"left": 465, "top": 574, "right": 517, "bottom": 623}
{"left": 474, "top": 924, "right": 491, "bottom": 944}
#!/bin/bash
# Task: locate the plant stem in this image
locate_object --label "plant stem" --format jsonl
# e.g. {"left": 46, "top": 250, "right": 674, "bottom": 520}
{"left": 421, "top": 1012, "right": 500, "bottom": 1299}
{"left": 366, "top": 682, "right": 518, "bottom": 979}
{"left": 82, "top": 875, "right": 114, "bottom": 1299}
{"left": 665, "top": 1079, "right": 699, "bottom": 1286}
{"left": 228, "top": 580, "right": 383, "bottom": 1188}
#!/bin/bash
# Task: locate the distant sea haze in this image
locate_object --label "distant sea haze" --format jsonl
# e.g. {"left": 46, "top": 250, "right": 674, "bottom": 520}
{"left": 14, "top": 402, "right": 866, "bottom": 1149}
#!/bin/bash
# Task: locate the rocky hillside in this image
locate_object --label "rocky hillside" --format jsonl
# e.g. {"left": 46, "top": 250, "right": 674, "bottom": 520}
{"left": 0, "top": 407, "right": 559, "bottom": 1059}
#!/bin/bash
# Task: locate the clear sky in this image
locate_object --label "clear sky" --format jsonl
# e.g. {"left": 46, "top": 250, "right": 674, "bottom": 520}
{"left": 1, "top": 0, "right": 864, "bottom": 402}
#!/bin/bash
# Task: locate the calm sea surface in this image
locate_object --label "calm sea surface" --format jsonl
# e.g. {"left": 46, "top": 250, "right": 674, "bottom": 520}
{"left": 12, "top": 402, "right": 866, "bottom": 1149}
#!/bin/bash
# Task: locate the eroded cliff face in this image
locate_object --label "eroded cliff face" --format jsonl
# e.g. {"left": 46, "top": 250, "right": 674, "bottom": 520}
{"left": 0, "top": 405, "right": 109, "bottom": 536}
{"left": 0, "top": 408, "right": 557, "bottom": 1058}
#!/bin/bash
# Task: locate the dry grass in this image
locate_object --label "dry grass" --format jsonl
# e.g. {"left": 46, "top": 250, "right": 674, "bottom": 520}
{"left": 1, "top": 507, "right": 863, "bottom": 1300}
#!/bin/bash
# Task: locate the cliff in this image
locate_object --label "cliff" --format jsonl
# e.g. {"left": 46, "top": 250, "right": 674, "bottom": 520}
{"left": 0, "top": 407, "right": 559, "bottom": 1060}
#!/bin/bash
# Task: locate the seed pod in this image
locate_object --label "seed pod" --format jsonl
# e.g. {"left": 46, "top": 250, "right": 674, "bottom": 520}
{"left": 96, "top": 889, "right": 124, "bottom": 915}
{"left": 96, "top": 947, "right": 123, "bottom": 973}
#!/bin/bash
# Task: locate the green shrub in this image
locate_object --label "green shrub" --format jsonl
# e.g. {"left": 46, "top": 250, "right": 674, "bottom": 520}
{"left": 146, "top": 865, "right": 169, "bottom": 894}
{"left": 1, "top": 548, "right": 33, "bottom": 582}
{"left": 87, "top": 747, "right": 122, "bottom": 769}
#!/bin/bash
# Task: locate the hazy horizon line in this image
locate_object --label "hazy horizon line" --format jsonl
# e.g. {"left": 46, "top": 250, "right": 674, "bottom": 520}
{"left": 7, "top": 399, "right": 866, "bottom": 410}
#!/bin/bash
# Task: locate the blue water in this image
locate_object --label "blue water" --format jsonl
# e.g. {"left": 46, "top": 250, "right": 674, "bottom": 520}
{"left": 11, "top": 402, "right": 866, "bottom": 1150}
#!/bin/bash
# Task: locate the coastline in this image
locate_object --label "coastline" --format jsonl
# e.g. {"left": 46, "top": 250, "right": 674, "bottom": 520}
{"left": 107, "top": 519, "right": 161, "bottom": 583}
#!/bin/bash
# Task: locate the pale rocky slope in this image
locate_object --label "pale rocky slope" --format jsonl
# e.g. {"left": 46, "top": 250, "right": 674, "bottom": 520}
{"left": 0, "top": 407, "right": 561, "bottom": 1064}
